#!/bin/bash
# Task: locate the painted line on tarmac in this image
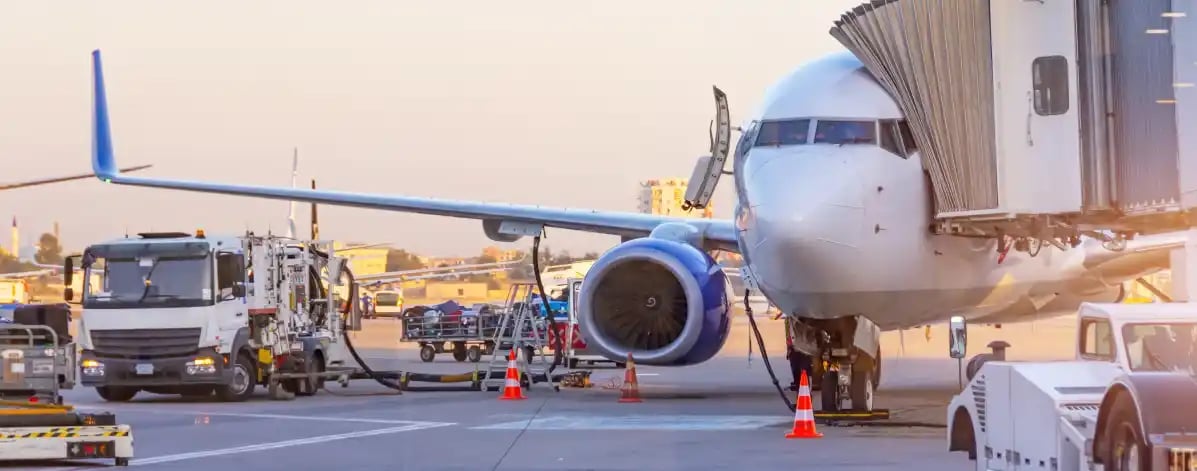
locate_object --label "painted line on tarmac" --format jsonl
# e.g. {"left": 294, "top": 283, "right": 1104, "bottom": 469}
{"left": 130, "top": 421, "right": 454, "bottom": 466}
{"left": 74, "top": 406, "right": 432, "bottom": 425}
{"left": 473, "top": 414, "right": 789, "bottom": 431}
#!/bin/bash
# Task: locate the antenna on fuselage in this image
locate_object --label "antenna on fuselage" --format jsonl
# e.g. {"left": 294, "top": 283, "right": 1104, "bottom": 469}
{"left": 683, "top": 85, "right": 732, "bottom": 211}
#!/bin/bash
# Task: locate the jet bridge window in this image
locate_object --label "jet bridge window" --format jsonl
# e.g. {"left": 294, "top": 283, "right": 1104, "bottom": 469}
{"left": 1079, "top": 318, "right": 1115, "bottom": 361}
{"left": 880, "top": 119, "right": 917, "bottom": 158}
{"left": 1032, "top": 56, "right": 1069, "bottom": 116}
{"left": 753, "top": 119, "right": 810, "bottom": 148}
{"left": 813, "top": 120, "right": 877, "bottom": 145}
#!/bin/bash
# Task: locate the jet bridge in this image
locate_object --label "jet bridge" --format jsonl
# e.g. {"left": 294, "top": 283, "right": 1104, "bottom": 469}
{"left": 828, "top": 0, "right": 1197, "bottom": 248}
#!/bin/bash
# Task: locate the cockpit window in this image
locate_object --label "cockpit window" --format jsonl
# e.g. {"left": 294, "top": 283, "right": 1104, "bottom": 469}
{"left": 753, "top": 119, "right": 810, "bottom": 148}
{"left": 812, "top": 120, "right": 877, "bottom": 145}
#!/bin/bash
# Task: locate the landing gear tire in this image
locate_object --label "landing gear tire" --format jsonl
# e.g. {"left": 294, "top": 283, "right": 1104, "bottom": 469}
{"left": 1105, "top": 393, "right": 1149, "bottom": 471}
{"left": 96, "top": 386, "right": 138, "bottom": 402}
{"left": 820, "top": 370, "right": 840, "bottom": 412}
{"left": 851, "top": 355, "right": 875, "bottom": 411}
{"left": 419, "top": 344, "right": 435, "bottom": 362}
{"left": 216, "top": 353, "right": 256, "bottom": 402}
{"left": 467, "top": 346, "right": 482, "bottom": 363}
{"left": 872, "top": 347, "right": 881, "bottom": 388}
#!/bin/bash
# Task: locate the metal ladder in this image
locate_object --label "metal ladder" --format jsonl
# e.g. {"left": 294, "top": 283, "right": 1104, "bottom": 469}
{"left": 482, "top": 284, "right": 555, "bottom": 391}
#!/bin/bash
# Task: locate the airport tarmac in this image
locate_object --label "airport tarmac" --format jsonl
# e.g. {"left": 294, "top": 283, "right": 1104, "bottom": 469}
{"left": 5, "top": 314, "right": 1077, "bottom": 470}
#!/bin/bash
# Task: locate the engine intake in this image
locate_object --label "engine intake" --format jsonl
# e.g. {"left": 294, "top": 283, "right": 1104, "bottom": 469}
{"left": 577, "top": 238, "right": 732, "bottom": 366}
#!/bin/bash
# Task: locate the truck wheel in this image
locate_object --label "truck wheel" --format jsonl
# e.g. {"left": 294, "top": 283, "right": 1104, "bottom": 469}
{"left": 96, "top": 386, "right": 137, "bottom": 402}
{"left": 467, "top": 346, "right": 482, "bottom": 363}
{"left": 820, "top": 370, "right": 840, "bottom": 412}
{"left": 296, "top": 353, "right": 325, "bottom": 397}
{"left": 1106, "top": 393, "right": 1149, "bottom": 471}
{"left": 851, "top": 354, "right": 875, "bottom": 411}
{"left": 216, "top": 353, "right": 256, "bottom": 402}
{"left": 453, "top": 342, "right": 468, "bottom": 362}
{"left": 419, "top": 345, "right": 436, "bottom": 362}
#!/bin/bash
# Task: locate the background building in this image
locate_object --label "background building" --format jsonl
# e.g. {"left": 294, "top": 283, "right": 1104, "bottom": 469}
{"left": 637, "top": 178, "right": 713, "bottom": 218}
{"left": 333, "top": 241, "right": 389, "bottom": 277}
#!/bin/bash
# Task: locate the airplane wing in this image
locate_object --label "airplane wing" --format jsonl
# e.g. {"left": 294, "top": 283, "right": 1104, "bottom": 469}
{"left": 0, "top": 269, "right": 55, "bottom": 279}
{"left": 354, "top": 259, "right": 527, "bottom": 283}
{"left": 0, "top": 165, "right": 153, "bottom": 191}
{"left": 358, "top": 267, "right": 513, "bottom": 285}
{"left": 87, "top": 50, "right": 739, "bottom": 252}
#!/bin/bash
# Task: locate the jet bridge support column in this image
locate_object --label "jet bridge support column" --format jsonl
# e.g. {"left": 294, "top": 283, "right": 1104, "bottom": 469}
{"left": 1167, "top": 228, "right": 1197, "bottom": 302}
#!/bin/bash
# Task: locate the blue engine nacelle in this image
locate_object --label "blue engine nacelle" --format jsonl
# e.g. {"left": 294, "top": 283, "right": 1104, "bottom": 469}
{"left": 575, "top": 237, "right": 732, "bottom": 366}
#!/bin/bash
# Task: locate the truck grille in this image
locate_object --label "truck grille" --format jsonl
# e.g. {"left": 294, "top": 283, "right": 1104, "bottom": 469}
{"left": 972, "top": 376, "right": 987, "bottom": 433}
{"left": 90, "top": 328, "right": 202, "bottom": 359}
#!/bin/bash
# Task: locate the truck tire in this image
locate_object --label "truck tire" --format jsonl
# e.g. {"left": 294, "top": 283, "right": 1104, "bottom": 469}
{"left": 296, "top": 353, "right": 325, "bottom": 397}
{"left": 420, "top": 344, "right": 436, "bottom": 362}
{"left": 467, "top": 346, "right": 482, "bottom": 363}
{"left": 96, "top": 386, "right": 137, "bottom": 402}
{"left": 216, "top": 353, "right": 256, "bottom": 402}
{"left": 1105, "top": 393, "right": 1149, "bottom": 471}
{"left": 453, "top": 342, "right": 468, "bottom": 362}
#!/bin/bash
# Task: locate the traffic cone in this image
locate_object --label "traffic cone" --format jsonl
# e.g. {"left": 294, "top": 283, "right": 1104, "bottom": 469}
{"left": 784, "top": 370, "right": 822, "bottom": 439}
{"left": 618, "top": 353, "right": 642, "bottom": 403}
{"left": 499, "top": 349, "right": 525, "bottom": 401}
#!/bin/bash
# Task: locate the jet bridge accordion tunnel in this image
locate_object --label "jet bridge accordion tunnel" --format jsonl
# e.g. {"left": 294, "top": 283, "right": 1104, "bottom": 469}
{"left": 830, "top": 0, "right": 1197, "bottom": 246}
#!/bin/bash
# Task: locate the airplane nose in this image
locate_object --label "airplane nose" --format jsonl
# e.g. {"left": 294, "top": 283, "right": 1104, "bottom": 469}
{"left": 739, "top": 148, "right": 867, "bottom": 294}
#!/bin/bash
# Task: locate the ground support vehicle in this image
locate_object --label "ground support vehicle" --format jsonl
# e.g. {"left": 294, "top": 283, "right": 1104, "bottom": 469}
{"left": 0, "top": 305, "right": 74, "bottom": 404}
{"left": 947, "top": 302, "right": 1197, "bottom": 470}
{"left": 0, "top": 311, "right": 133, "bottom": 466}
{"left": 401, "top": 301, "right": 500, "bottom": 363}
{"left": 67, "top": 231, "right": 376, "bottom": 402}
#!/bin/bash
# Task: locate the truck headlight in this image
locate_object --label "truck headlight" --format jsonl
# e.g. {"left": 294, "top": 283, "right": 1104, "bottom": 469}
{"left": 81, "top": 359, "right": 105, "bottom": 376}
{"left": 186, "top": 357, "right": 217, "bottom": 375}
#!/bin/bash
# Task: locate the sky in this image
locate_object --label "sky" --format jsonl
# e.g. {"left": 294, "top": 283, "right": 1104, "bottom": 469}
{"left": 1, "top": 0, "right": 863, "bottom": 257}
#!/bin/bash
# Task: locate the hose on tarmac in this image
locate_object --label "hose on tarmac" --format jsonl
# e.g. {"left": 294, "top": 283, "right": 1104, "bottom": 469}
{"left": 742, "top": 289, "right": 796, "bottom": 413}
{"left": 309, "top": 245, "right": 406, "bottom": 393}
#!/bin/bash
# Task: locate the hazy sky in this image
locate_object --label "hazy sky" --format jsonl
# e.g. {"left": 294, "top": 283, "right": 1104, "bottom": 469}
{"left": 2, "top": 0, "right": 862, "bottom": 257}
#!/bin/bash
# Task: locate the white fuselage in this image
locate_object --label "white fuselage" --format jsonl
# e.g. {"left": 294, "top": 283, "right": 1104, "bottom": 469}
{"left": 733, "top": 52, "right": 1140, "bottom": 331}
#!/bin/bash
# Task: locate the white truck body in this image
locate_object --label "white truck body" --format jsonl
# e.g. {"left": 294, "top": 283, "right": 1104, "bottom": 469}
{"left": 947, "top": 302, "right": 1197, "bottom": 470}
{"left": 70, "top": 231, "right": 356, "bottom": 401}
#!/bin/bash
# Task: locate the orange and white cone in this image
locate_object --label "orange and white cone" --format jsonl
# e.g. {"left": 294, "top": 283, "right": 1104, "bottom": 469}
{"left": 618, "top": 353, "right": 642, "bottom": 403}
{"left": 784, "top": 370, "right": 822, "bottom": 439}
{"left": 499, "top": 349, "right": 525, "bottom": 401}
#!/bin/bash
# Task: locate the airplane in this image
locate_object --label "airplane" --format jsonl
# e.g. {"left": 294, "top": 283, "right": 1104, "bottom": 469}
{"left": 83, "top": 49, "right": 1185, "bottom": 412}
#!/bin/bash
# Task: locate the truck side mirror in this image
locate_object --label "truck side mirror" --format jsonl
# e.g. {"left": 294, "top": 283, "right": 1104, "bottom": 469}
{"left": 63, "top": 256, "right": 75, "bottom": 302}
{"left": 949, "top": 316, "right": 967, "bottom": 359}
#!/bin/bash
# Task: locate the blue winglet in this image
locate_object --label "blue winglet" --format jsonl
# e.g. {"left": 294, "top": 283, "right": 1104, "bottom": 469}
{"left": 91, "top": 50, "right": 117, "bottom": 182}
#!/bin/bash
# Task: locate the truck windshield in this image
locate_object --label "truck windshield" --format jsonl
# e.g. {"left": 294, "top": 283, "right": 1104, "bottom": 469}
{"left": 1123, "top": 322, "right": 1197, "bottom": 373}
{"left": 82, "top": 242, "right": 213, "bottom": 309}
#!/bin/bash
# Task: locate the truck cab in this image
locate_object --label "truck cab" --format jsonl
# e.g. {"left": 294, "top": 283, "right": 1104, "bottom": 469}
{"left": 67, "top": 231, "right": 251, "bottom": 402}
{"left": 946, "top": 302, "right": 1197, "bottom": 470}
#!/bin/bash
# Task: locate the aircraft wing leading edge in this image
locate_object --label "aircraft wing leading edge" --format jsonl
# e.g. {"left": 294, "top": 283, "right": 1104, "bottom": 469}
{"left": 88, "top": 50, "right": 738, "bottom": 251}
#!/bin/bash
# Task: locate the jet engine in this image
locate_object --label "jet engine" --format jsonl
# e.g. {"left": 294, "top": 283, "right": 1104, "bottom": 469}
{"left": 575, "top": 237, "right": 732, "bottom": 366}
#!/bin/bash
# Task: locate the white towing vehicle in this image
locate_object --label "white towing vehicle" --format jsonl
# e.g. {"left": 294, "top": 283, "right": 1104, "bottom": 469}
{"left": 65, "top": 230, "right": 368, "bottom": 402}
{"left": 946, "top": 302, "right": 1197, "bottom": 470}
